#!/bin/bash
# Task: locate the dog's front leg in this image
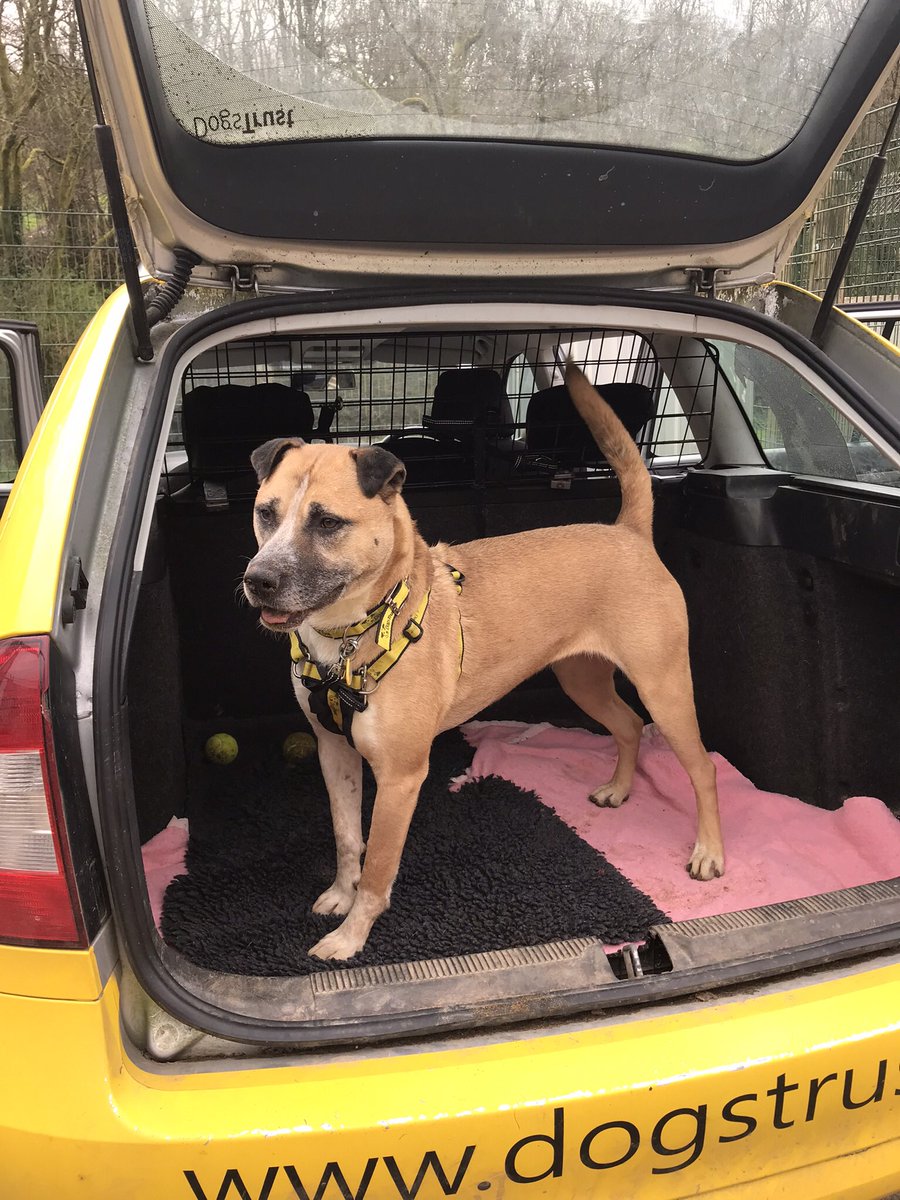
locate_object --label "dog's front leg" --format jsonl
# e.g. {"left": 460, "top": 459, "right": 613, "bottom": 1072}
{"left": 311, "top": 729, "right": 365, "bottom": 917}
{"left": 308, "top": 756, "right": 429, "bottom": 961}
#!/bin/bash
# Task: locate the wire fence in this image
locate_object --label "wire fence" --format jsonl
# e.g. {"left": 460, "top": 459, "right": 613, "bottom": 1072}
{"left": 0, "top": 210, "right": 120, "bottom": 387}
{"left": 0, "top": 90, "right": 898, "bottom": 389}
{"left": 784, "top": 98, "right": 900, "bottom": 304}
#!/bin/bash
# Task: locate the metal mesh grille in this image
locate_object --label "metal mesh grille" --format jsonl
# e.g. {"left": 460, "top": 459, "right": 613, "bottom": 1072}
{"left": 164, "top": 327, "right": 717, "bottom": 500}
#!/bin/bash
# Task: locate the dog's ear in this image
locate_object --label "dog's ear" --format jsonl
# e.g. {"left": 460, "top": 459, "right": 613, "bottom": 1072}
{"left": 250, "top": 437, "right": 305, "bottom": 484}
{"left": 350, "top": 447, "right": 406, "bottom": 500}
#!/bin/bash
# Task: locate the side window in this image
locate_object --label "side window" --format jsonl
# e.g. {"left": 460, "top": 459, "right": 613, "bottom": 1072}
{"left": 713, "top": 340, "right": 900, "bottom": 487}
{"left": 0, "top": 348, "right": 19, "bottom": 485}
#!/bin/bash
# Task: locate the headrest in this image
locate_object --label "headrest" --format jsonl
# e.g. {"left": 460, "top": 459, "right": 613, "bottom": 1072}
{"left": 424, "top": 368, "right": 509, "bottom": 431}
{"left": 526, "top": 381, "right": 654, "bottom": 464}
{"left": 181, "top": 382, "right": 314, "bottom": 478}
{"left": 377, "top": 430, "right": 473, "bottom": 486}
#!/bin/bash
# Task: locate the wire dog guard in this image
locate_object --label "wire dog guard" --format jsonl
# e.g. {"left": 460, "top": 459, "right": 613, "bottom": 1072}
{"left": 161, "top": 327, "right": 718, "bottom": 501}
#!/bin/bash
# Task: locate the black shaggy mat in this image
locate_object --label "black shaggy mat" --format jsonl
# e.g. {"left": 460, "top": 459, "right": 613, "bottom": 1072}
{"left": 161, "top": 730, "right": 667, "bottom": 976}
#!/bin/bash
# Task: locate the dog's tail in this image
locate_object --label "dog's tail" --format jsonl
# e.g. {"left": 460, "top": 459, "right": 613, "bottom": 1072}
{"left": 565, "top": 360, "right": 653, "bottom": 539}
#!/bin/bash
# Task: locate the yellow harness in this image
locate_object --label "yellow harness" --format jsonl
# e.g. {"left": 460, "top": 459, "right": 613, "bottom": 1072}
{"left": 288, "top": 565, "right": 464, "bottom": 746}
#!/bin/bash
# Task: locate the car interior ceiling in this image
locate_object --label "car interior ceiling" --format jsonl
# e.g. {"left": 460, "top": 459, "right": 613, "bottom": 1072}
{"left": 126, "top": 329, "right": 900, "bottom": 863}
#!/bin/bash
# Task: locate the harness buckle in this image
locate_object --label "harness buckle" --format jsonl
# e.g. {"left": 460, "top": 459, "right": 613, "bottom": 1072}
{"left": 339, "top": 633, "right": 360, "bottom": 659}
{"left": 338, "top": 633, "right": 360, "bottom": 686}
{"left": 355, "top": 663, "right": 381, "bottom": 696}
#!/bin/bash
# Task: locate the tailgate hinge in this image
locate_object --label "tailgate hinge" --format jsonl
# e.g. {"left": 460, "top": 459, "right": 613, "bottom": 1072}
{"left": 686, "top": 266, "right": 719, "bottom": 299}
{"left": 225, "top": 264, "right": 263, "bottom": 298}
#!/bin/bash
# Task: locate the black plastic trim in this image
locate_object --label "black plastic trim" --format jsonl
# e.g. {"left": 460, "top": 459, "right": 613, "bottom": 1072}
{"left": 93, "top": 283, "right": 900, "bottom": 1046}
{"left": 681, "top": 473, "right": 900, "bottom": 575}
{"left": 115, "top": 0, "right": 900, "bottom": 249}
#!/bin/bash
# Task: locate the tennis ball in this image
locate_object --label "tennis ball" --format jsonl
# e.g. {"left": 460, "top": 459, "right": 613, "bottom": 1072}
{"left": 205, "top": 733, "right": 238, "bottom": 764}
{"left": 282, "top": 732, "right": 317, "bottom": 763}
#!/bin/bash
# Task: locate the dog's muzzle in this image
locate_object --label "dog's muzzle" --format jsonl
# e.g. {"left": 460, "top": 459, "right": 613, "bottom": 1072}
{"left": 243, "top": 562, "right": 280, "bottom": 604}
{"left": 243, "top": 558, "right": 348, "bottom": 626}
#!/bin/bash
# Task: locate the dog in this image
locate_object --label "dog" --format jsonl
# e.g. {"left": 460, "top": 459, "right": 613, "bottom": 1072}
{"left": 243, "top": 363, "right": 724, "bottom": 961}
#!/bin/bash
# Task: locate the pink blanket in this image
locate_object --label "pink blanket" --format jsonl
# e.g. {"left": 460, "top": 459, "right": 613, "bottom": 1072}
{"left": 142, "top": 817, "right": 189, "bottom": 931}
{"left": 142, "top": 723, "right": 900, "bottom": 935}
{"left": 459, "top": 721, "right": 900, "bottom": 921}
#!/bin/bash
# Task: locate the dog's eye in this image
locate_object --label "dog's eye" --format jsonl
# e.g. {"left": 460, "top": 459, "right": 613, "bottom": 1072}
{"left": 319, "top": 515, "right": 342, "bottom": 532}
{"left": 255, "top": 506, "right": 276, "bottom": 527}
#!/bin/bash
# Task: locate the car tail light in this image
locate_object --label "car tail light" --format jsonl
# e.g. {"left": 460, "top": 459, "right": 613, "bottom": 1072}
{"left": 0, "top": 637, "right": 86, "bottom": 946}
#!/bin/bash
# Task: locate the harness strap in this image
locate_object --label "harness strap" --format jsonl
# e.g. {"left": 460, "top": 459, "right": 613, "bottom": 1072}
{"left": 446, "top": 565, "right": 465, "bottom": 594}
{"left": 314, "top": 577, "right": 410, "bottom": 651}
{"left": 287, "top": 564, "right": 464, "bottom": 744}
{"left": 447, "top": 566, "right": 465, "bottom": 674}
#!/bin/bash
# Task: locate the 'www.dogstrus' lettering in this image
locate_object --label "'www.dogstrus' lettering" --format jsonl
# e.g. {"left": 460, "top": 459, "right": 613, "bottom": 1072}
{"left": 183, "top": 1056, "right": 898, "bottom": 1197}
{"left": 184, "top": 1147, "right": 475, "bottom": 1200}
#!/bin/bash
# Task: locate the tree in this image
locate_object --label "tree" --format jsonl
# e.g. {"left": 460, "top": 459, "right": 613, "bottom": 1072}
{"left": 0, "top": 0, "right": 98, "bottom": 261}
{"left": 0, "top": 0, "right": 60, "bottom": 249}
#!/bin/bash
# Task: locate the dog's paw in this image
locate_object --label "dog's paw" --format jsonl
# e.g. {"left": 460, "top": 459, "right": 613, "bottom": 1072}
{"left": 308, "top": 924, "right": 366, "bottom": 962}
{"left": 589, "top": 781, "right": 630, "bottom": 808}
{"left": 312, "top": 883, "right": 356, "bottom": 917}
{"left": 686, "top": 843, "right": 725, "bottom": 880}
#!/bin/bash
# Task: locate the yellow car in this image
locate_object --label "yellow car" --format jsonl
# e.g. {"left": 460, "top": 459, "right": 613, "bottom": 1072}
{"left": 2, "top": 2, "right": 900, "bottom": 1196}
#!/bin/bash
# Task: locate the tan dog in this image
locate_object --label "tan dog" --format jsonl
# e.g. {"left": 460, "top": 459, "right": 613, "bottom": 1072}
{"left": 244, "top": 364, "right": 724, "bottom": 961}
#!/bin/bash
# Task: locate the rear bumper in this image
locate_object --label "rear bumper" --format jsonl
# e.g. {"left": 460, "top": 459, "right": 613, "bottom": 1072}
{"left": 3, "top": 965, "right": 900, "bottom": 1199}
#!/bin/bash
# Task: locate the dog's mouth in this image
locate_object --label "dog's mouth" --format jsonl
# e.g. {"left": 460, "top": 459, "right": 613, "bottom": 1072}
{"left": 259, "top": 608, "right": 307, "bottom": 628}
{"left": 256, "top": 582, "right": 346, "bottom": 630}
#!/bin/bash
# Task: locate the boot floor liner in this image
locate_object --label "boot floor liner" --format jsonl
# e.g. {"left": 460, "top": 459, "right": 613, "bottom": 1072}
{"left": 161, "top": 729, "right": 666, "bottom": 976}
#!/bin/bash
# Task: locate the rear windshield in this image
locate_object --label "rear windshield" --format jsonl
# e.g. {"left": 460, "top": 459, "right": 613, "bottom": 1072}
{"left": 142, "top": 0, "right": 866, "bottom": 162}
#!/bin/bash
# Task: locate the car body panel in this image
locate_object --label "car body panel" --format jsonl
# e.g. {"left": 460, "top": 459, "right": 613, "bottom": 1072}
{"left": 0, "top": 289, "right": 130, "bottom": 639}
{"left": 3, "top": 961, "right": 900, "bottom": 1197}
{"left": 0, "top": 942, "right": 104, "bottom": 1002}
{"left": 776, "top": 282, "right": 900, "bottom": 360}
{"left": 2, "top": 232, "right": 900, "bottom": 1194}
{"left": 763, "top": 282, "right": 900, "bottom": 423}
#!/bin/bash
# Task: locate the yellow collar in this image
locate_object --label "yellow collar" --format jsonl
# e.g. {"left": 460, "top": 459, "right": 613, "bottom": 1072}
{"left": 314, "top": 578, "right": 411, "bottom": 654}
{"left": 289, "top": 585, "right": 429, "bottom": 695}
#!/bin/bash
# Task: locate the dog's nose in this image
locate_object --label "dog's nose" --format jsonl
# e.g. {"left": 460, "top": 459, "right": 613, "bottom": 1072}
{"left": 244, "top": 563, "right": 280, "bottom": 600}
